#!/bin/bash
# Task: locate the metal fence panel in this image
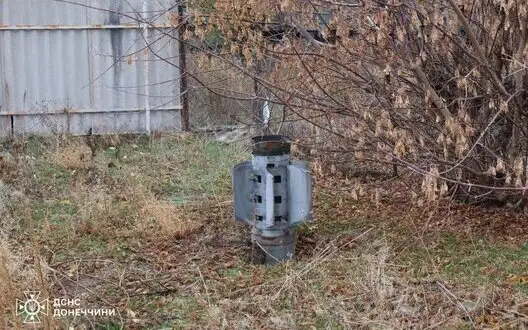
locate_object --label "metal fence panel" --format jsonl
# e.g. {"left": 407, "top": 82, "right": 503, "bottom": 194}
{"left": 0, "top": 21, "right": 5, "bottom": 132}
{"left": 0, "top": 0, "right": 181, "bottom": 136}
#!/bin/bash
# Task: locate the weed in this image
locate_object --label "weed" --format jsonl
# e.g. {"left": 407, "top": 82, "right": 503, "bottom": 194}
{"left": 0, "top": 134, "right": 526, "bottom": 329}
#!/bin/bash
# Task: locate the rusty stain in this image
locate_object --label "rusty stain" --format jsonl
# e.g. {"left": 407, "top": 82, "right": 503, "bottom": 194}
{"left": 47, "top": 25, "right": 59, "bottom": 28}
{"left": 4, "top": 82, "right": 10, "bottom": 109}
{"left": 127, "top": 55, "right": 132, "bottom": 65}
{"left": 263, "top": 141, "right": 284, "bottom": 151}
{"left": 62, "top": 107, "right": 76, "bottom": 114}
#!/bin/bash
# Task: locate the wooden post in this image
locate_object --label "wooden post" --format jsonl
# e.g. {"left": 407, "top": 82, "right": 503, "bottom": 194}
{"left": 178, "top": 4, "right": 190, "bottom": 131}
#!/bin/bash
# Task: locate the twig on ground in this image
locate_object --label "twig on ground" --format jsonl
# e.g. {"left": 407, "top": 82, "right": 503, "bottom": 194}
{"left": 197, "top": 266, "right": 212, "bottom": 307}
{"left": 436, "top": 280, "right": 475, "bottom": 328}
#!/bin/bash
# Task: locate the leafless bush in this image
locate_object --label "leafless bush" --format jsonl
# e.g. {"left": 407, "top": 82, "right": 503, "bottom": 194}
{"left": 187, "top": 51, "right": 255, "bottom": 129}
{"left": 187, "top": 0, "right": 528, "bottom": 204}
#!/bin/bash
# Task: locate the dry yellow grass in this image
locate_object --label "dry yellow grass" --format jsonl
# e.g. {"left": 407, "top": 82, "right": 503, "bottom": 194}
{"left": 50, "top": 138, "right": 94, "bottom": 170}
{"left": 139, "top": 195, "right": 204, "bottom": 238}
{"left": 0, "top": 134, "right": 525, "bottom": 329}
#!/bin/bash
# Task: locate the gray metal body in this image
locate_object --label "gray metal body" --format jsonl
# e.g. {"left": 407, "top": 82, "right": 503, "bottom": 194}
{"left": 232, "top": 136, "right": 312, "bottom": 264}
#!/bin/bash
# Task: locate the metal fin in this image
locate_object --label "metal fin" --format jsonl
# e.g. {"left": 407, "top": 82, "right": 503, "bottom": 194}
{"left": 232, "top": 161, "right": 253, "bottom": 224}
{"left": 287, "top": 161, "right": 312, "bottom": 224}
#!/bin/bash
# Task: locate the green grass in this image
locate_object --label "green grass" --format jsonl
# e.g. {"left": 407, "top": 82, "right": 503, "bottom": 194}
{"left": 128, "top": 294, "right": 203, "bottom": 329}
{"left": 401, "top": 234, "right": 528, "bottom": 290}
{"left": 107, "top": 136, "right": 248, "bottom": 201}
{"left": 314, "top": 312, "right": 344, "bottom": 330}
{"left": 2, "top": 134, "right": 528, "bottom": 329}
{"left": 217, "top": 259, "right": 253, "bottom": 281}
{"left": 25, "top": 135, "right": 54, "bottom": 157}
{"left": 35, "top": 163, "right": 73, "bottom": 190}
{"left": 29, "top": 199, "right": 77, "bottom": 235}
{"left": 46, "top": 234, "right": 109, "bottom": 263}
{"left": 95, "top": 322, "right": 122, "bottom": 330}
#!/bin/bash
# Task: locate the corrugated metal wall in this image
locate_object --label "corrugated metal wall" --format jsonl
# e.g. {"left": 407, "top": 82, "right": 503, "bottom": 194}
{"left": 0, "top": 0, "right": 182, "bottom": 136}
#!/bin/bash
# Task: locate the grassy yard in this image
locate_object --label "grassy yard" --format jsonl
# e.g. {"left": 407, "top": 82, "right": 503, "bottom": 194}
{"left": 0, "top": 133, "right": 526, "bottom": 329}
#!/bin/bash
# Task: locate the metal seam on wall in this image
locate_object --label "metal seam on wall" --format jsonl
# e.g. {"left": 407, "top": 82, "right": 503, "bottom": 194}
{"left": 0, "top": 106, "right": 183, "bottom": 116}
{"left": 0, "top": 25, "right": 176, "bottom": 31}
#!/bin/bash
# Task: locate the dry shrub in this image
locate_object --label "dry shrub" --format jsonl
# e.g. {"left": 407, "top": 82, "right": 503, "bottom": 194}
{"left": 192, "top": 0, "right": 528, "bottom": 203}
{"left": 126, "top": 187, "right": 202, "bottom": 238}
{"left": 50, "top": 138, "right": 93, "bottom": 170}
{"left": 138, "top": 195, "right": 204, "bottom": 238}
{"left": 0, "top": 157, "right": 45, "bottom": 328}
{"left": 69, "top": 170, "right": 204, "bottom": 239}
{"left": 0, "top": 181, "right": 19, "bottom": 236}
{"left": 0, "top": 179, "right": 35, "bottom": 235}
{"left": 243, "top": 238, "right": 472, "bottom": 329}
{"left": 163, "top": 131, "right": 196, "bottom": 142}
{"left": 120, "top": 174, "right": 205, "bottom": 238}
{"left": 0, "top": 179, "right": 53, "bottom": 328}
{"left": 0, "top": 239, "right": 19, "bottom": 328}
{"left": 94, "top": 133, "right": 122, "bottom": 149}
{"left": 69, "top": 185, "right": 118, "bottom": 235}
{"left": 187, "top": 53, "right": 254, "bottom": 128}
{"left": 0, "top": 152, "right": 20, "bottom": 184}
{"left": 365, "top": 243, "right": 394, "bottom": 303}
{"left": 48, "top": 134, "right": 133, "bottom": 171}
{"left": 0, "top": 238, "right": 52, "bottom": 329}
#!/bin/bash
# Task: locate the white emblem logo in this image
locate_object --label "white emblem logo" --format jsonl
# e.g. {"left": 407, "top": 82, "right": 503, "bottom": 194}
{"left": 16, "top": 291, "right": 49, "bottom": 324}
